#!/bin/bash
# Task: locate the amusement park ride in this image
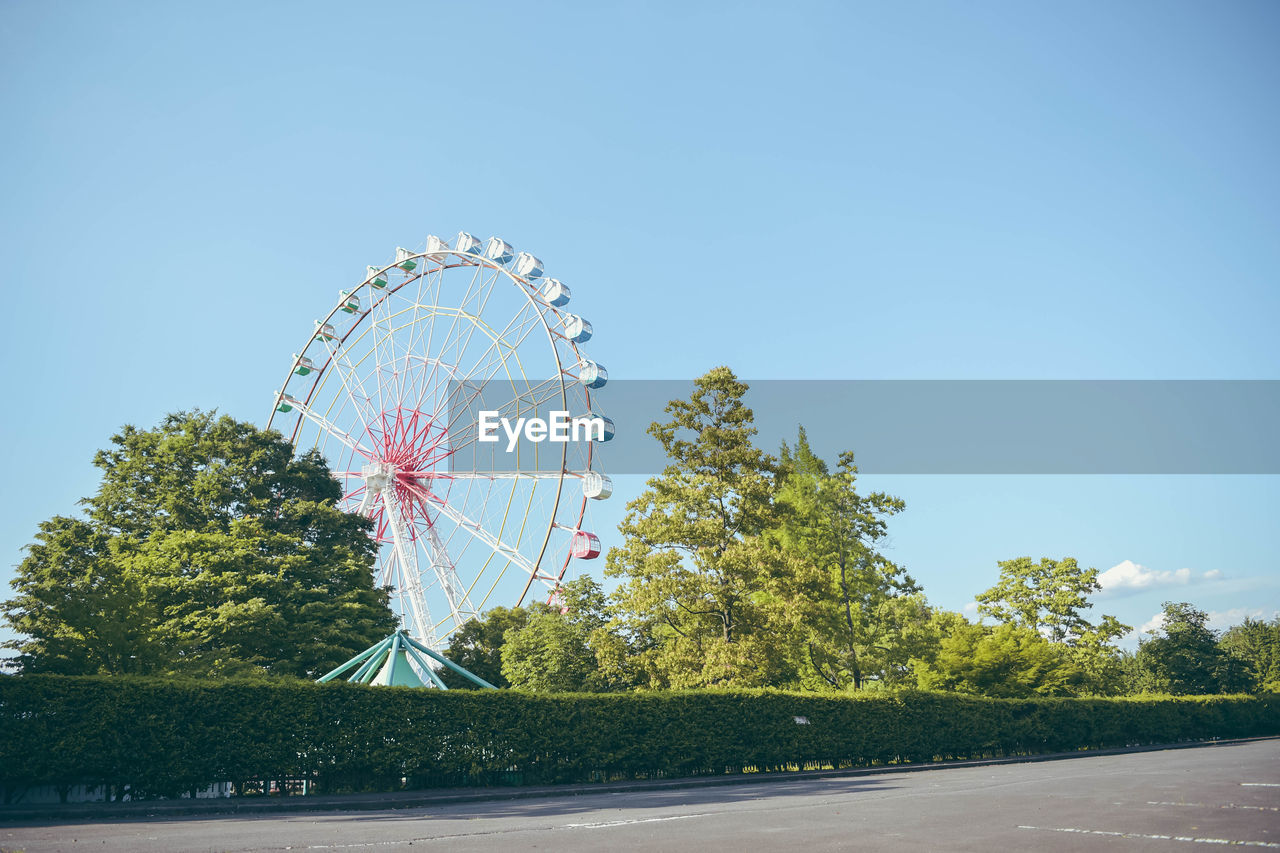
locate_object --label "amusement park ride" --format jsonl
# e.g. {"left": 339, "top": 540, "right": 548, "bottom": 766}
{"left": 267, "top": 233, "right": 612, "bottom": 687}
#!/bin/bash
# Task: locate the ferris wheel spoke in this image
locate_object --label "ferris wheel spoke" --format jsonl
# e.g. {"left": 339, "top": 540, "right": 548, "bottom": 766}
{"left": 371, "top": 294, "right": 400, "bottom": 414}
{"left": 439, "top": 264, "right": 507, "bottom": 381}
{"left": 402, "top": 479, "right": 553, "bottom": 592}
{"left": 441, "top": 376, "right": 570, "bottom": 456}
{"left": 414, "top": 305, "right": 490, "bottom": 415}
{"left": 414, "top": 262, "right": 514, "bottom": 413}
{"left": 409, "top": 261, "right": 478, "bottom": 380}
{"left": 369, "top": 267, "right": 418, "bottom": 414}
{"left": 455, "top": 297, "right": 542, "bottom": 382}
{"left": 413, "top": 267, "right": 484, "bottom": 410}
{"left": 316, "top": 336, "right": 381, "bottom": 437}
{"left": 418, "top": 509, "right": 479, "bottom": 627}
{"left": 448, "top": 308, "right": 548, "bottom": 398}
{"left": 291, "top": 398, "right": 375, "bottom": 459}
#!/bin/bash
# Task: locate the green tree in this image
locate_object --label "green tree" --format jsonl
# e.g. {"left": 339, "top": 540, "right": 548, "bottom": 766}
{"left": 973, "top": 557, "right": 1129, "bottom": 695}
{"left": 501, "top": 610, "right": 595, "bottom": 692}
{"left": 1136, "top": 602, "right": 1251, "bottom": 694}
{"left": 1219, "top": 617, "right": 1280, "bottom": 693}
{"left": 2, "top": 517, "right": 161, "bottom": 675}
{"left": 605, "top": 367, "right": 785, "bottom": 688}
{"left": 500, "top": 577, "right": 635, "bottom": 692}
{"left": 913, "top": 619, "right": 1085, "bottom": 698}
{"left": 975, "top": 556, "right": 1128, "bottom": 645}
{"left": 439, "top": 605, "right": 536, "bottom": 689}
{"left": 770, "top": 428, "right": 923, "bottom": 690}
{"left": 3, "top": 411, "right": 396, "bottom": 677}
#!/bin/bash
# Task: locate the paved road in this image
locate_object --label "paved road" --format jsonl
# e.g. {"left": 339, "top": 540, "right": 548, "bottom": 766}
{"left": 4, "top": 741, "right": 1278, "bottom": 852}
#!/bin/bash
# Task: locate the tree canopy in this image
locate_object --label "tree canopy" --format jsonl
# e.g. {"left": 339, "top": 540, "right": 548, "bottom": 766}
{"left": 1135, "top": 602, "right": 1251, "bottom": 695}
{"left": 769, "top": 428, "right": 926, "bottom": 690}
{"left": 3, "top": 411, "right": 397, "bottom": 678}
{"left": 605, "top": 367, "right": 786, "bottom": 688}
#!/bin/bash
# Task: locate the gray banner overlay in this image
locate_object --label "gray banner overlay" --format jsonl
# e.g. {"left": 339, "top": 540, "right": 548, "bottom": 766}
{"left": 445, "top": 380, "right": 1280, "bottom": 475}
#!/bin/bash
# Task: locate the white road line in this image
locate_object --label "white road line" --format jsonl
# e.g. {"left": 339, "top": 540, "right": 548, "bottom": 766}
{"left": 1241, "top": 783, "right": 1280, "bottom": 787}
{"left": 1148, "top": 801, "right": 1279, "bottom": 813}
{"left": 564, "top": 813, "right": 715, "bottom": 829}
{"left": 1018, "top": 825, "right": 1280, "bottom": 848}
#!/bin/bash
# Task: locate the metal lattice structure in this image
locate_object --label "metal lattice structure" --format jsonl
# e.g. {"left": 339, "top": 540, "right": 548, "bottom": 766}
{"left": 317, "top": 631, "right": 496, "bottom": 689}
{"left": 269, "top": 233, "right": 612, "bottom": 652}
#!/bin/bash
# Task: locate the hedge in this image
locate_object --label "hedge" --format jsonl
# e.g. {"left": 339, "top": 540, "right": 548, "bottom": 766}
{"left": 1, "top": 675, "right": 1276, "bottom": 800}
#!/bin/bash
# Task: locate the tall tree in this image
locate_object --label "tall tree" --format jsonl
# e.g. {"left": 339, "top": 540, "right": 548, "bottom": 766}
{"left": 2, "top": 517, "right": 161, "bottom": 675}
{"left": 3, "top": 411, "right": 397, "bottom": 677}
{"left": 1136, "top": 601, "right": 1251, "bottom": 694}
{"left": 605, "top": 367, "right": 785, "bottom": 688}
{"left": 976, "top": 556, "right": 1129, "bottom": 645}
{"left": 770, "top": 428, "right": 922, "bottom": 690}
{"left": 1219, "top": 617, "right": 1280, "bottom": 693}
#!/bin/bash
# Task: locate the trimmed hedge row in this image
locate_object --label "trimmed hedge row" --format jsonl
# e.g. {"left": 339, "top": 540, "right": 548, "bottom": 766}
{"left": 1, "top": 675, "right": 1277, "bottom": 799}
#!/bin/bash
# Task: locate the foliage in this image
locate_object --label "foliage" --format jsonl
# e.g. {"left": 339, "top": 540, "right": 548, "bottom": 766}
{"left": 913, "top": 621, "right": 1086, "bottom": 697}
{"left": 2, "top": 675, "right": 1276, "bottom": 799}
{"left": 975, "top": 556, "right": 1129, "bottom": 645}
{"left": 1219, "top": 617, "right": 1280, "bottom": 693}
{"left": 973, "top": 555, "right": 1130, "bottom": 695}
{"left": 2, "top": 411, "right": 396, "bottom": 678}
{"left": 1136, "top": 602, "right": 1253, "bottom": 695}
{"left": 769, "top": 428, "right": 923, "bottom": 690}
{"left": 605, "top": 367, "right": 786, "bottom": 688}
{"left": 500, "top": 578, "right": 634, "bottom": 692}
{"left": 439, "top": 605, "right": 535, "bottom": 689}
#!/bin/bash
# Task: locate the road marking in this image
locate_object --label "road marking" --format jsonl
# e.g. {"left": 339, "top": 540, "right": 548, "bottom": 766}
{"left": 1018, "top": 825, "right": 1280, "bottom": 848}
{"left": 1241, "top": 783, "right": 1280, "bottom": 787}
{"left": 564, "top": 813, "right": 714, "bottom": 829}
{"left": 1149, "top": 801, "right": 1279, "bottom": 813}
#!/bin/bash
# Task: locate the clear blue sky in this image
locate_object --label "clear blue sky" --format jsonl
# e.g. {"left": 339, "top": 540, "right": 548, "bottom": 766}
{"left": 2, "top": 1, "right": 1278, "bottom": 648}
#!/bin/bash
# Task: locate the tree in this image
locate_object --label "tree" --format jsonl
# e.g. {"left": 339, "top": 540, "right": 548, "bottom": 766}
{"left": 3, "top": 411, "right": 397, "bottom": 677}
{"left": 975, "top": 556, "right": 1127, "bottom": 645}
{"left": 501, "top": 611, "right": 595, "bottom": 692}
{"left": 438, "top": 605, "right": 536, "bottom": 689}
{"left": 973, "top": 557, "right": 1129, "bottom": 695}
{"left": 1219, "top": 617, "right": 1280, "bottom": 693}
{"left": 1136, "top": 602, "right": 1251, "bottom": 694}
{"left": 500, "top": 577, "right": 636, "bottom": 692}
{"left": 770, "top": 428, "right": 924, "bottom": 690}
{"left": 2, "top": 517, "right": 161, "bottom": 675}
{"left": 605, "top": 367, "right": 785, "bottom": 688}
{"left": 913, "top": 619, "right": 1085, "bottom": 698}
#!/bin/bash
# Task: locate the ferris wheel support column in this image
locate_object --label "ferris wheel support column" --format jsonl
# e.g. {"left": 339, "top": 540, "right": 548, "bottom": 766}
{"left": 422, "top": 517, "right": 478, "bottom": 627}
{"left": 380, "top": 489, "right": 438, "bottom": 649}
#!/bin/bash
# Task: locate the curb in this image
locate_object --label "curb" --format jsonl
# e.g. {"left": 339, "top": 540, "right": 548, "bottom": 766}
{"left": 3, "top": 735, "right": 1277, "bottom": 824}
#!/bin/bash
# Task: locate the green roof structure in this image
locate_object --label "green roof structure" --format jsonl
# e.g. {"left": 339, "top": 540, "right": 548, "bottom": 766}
{"left": 317, "top": 630, "right": 496, "bottom": 689}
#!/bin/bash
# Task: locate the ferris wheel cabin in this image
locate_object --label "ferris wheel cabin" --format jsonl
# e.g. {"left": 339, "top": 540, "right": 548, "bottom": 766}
{"left": 571, "top": 531, "right": 602, "bottom": 560}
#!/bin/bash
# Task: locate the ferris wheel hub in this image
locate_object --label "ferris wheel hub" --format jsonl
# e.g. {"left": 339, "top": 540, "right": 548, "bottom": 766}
{"left": 361, "top": 461, "right": 396, "bottom": 492}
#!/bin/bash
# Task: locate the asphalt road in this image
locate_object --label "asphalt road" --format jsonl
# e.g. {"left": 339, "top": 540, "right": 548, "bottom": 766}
{"left": 4, "top": 741, "right": 1278, "bottom": 852}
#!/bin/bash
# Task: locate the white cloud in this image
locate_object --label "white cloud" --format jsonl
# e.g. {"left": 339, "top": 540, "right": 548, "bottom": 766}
{"left": 1139, "top": 611, "right": 1166, "bottom": 634}
{"left": 1134, "top": 607, "right": 1276, "bottom": 636}
{"left": 1097, "top": 560, "right": 1223, "bottom": 594}
{"left": 962, "top": 601, "right": 979, "bottom": 615}
{"left": 1207, "top": 608, "right": 1275, "bottom": 631}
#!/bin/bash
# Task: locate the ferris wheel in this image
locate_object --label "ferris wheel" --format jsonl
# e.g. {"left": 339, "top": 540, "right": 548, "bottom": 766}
{"left": 267, "top": 233, "right": 613, "bottom": 651}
